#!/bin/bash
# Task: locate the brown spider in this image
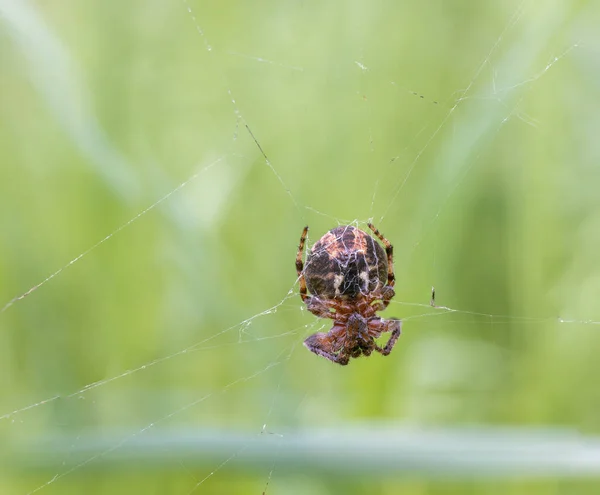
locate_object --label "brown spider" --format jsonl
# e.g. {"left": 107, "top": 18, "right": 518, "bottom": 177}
{"left": 296, "top": 223, "right": 401, "bottom": 365}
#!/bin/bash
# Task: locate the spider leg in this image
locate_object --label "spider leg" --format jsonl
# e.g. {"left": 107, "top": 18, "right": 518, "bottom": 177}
{"left": 367, "top": 222, "right": 395, "bottom": 288}
{"left": 296, "top": 226, "right": 309, "bottom": 302}
{"left": 369, "top": 285, "right": 396, "bottom": 312}
{"left": 306, "top": 297, "right": 337, "bottom": 319}
{"left": 304, "top": 327, "right": 350, "bottom": 365}
{"left": 378, "top": 318, "right": 401, "bottom": 356}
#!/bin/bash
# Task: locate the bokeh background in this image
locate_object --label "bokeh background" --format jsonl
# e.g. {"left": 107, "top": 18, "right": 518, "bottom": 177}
{"left": 2, "top": 0, "right": 600, "bottom": 493}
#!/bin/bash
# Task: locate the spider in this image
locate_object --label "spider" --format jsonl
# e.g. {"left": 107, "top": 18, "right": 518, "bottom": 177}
{"left": 296, "top": 223, "right": 401, "bottom": 365}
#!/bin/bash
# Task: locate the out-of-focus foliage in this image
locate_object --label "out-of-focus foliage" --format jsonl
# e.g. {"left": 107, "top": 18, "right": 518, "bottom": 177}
{"left": 2, "top": 0, "right": 600, "bottom": 494}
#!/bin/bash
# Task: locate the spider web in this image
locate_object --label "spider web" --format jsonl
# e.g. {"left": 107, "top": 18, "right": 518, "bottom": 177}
{"left": 2, "top": 0, "right": 600, "bottom": 494}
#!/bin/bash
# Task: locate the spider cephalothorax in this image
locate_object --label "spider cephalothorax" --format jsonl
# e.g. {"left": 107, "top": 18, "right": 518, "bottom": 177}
{"left": 296, "top": 224, "right": 401, "bottom": 365}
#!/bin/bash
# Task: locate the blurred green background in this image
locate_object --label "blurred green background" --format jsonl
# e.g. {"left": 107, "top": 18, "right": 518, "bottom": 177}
{"left": 2, "top": 0, "right": 600, "bottom": 493}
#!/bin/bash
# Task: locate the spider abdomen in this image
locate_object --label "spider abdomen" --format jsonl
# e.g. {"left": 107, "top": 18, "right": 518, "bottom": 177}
{"left": 304, "top": 225, "right": 387, "bottom": 300}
